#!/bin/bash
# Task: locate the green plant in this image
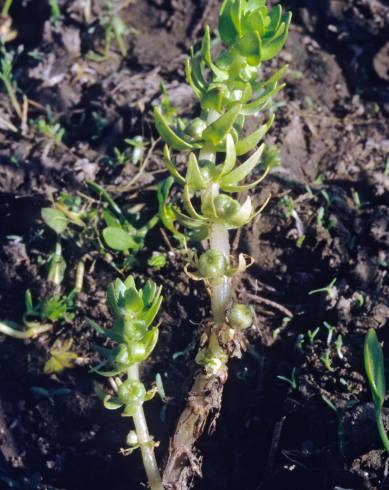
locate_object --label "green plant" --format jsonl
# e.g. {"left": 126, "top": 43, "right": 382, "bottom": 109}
{"left": 89, "top": 276, "right": 163, "bottom": 490}
{"left": 88, "top": 0, "right": 131, "bottom": 60}
{"left": 1, "top": 0, "right": 13, "bottom": 17}
{"left": 0, "top": 43, "right": 22, "bottom": 118}
{"left": 44, "top": 338, "right": 78, "bottom": 374}
{"left": 154, "top": 0, "right": 291, "bottom": 478}
{"left": 308, "top": 277, "right": 337, "bottom": 300}
{"left": 277, "top": 367, "right": 297, "bottom": 390}
{"left": 154, "top": 0, "right": 290, "bottom": 363}
{"left": 49, "top": 0, "right": 61, "bottom": 26}
{"left": 364, "top": 328, "right": 389, "bottom": 453}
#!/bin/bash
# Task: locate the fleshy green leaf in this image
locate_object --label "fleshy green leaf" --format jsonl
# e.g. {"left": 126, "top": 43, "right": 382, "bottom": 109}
{"left": 235, "top": 31, "right": 262, "bottom": 66}
{"left": 202, "top": 104, "right": 241, "bottom": 146}
{"left": 41, "top": 208, "right": 69, "bottom": 234}
{"left": 219, "top": 0, "right": 241, "bottom": 46}
{"left": 163, "top": 145, "right": 185, "bottom": 185}
{"left": 154, "top": 107, "right": 195, "bottom": 151}
{"left": 186, "top": 153, "right": 207, "bottom": 191}
{"left": 241, "top": 82, "right": 283, "bottom": 116}
{"left": 221, "top": 143, "right": 265, "bottom": 185}
{"left": 142, "top": 280, "right": 157, "bottom": 307}
{"left": 236, "top": 114, "right": 274, "bottom": 155}
{"left": 262, "top": 12, "right": 292, "bottom": 61}
{"left": 365, "top": 329, "right": 386, "bottom": 408}
{"left": 124, "top": 288, "right": 144, "bottom": 314}
{"left": 142, "top": 288, "right": 163, "bottom": 327}
{"left": 218, "top": 133, "right": 237, "bottom": 177}
{"left": 103, "top": 227, "right": 137, "bottom": 252}
{"left": 103, "top": 395, "right": 124, "bottom": 410}
{"left": 103, "top": 209, "right": 121, "bottom": 228}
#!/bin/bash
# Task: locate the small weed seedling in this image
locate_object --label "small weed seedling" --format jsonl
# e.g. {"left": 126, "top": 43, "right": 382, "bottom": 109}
{"left": 277, "top": 367, "right": 297, "bottom": 390}
{"left": 309, "top": 277, "right": 337, "bottom": 300}
{"left": 364, "top": 328, "right": 389, "bottom": 453}
{"left": 0, "top": 43, "right": 22, "bottom": 119}
{"left": 89, "top": 276, "right": 164, "bottom": 490}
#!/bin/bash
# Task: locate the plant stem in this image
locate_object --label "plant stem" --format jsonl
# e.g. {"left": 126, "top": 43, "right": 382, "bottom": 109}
{"left": 209, "top": 223, "right": 231, "bottom": 323}
{"left": 127, "top": 364, "right": 163, "bottom": 490}
{"left": 75, "top": 257, "right": 86, "bottom": 292}
{"left": 1, "top": 0, "right": 13, "bottom": 17}
{"left": 375, "top": 407, "right": 389, "bottom": 454}
{"left": 0, "top": 320, "right": 52, "bottom": 339}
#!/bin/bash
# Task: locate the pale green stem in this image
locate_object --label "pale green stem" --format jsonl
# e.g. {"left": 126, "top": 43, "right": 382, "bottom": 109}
{"left": 199, "top": 110, "right": 232, "bottom": 326}
{"left": 375, "top": 407, "right": 389, "bottom": 454}
{"left": 127, "top": 364, "right": 163, "bottom": 490}
{"left": 2, "top": 0, "right": 13, "bottom": 17}
{"left": 0, "top": 320, "right": 52, "bottom": 339}
{"left": 209, "top": 223, "right": 231, "bottom": 323}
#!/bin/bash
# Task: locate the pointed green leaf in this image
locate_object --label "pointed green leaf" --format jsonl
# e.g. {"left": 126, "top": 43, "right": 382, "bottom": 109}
{"left": 143, "top": 327, "right": 159, "bottom": 359}
{"left": 142, "top": 289, "right": 163, "bottom": 328}
{"left": 174, "top": 208, "right": 207, "bottom": 229}
{"left": 221, "top": 144, "right": 265, "bottom": 185}
{"left": 183, "top": 185, "right": 208, "bottom": 221}
{"left": 221, "top": 165, "right": 270, "bottom": 192}
{"left": 185, "top": 58, "right": 202, "bottom": 98}
{"left": 235, "top": 31, "right": 262, "bottom": 66}
{"left": 103, "top": 395, "right": 124, "bottom": 410}
{"left": 265, "top": 5, "right": 282, "bottom": 37}
{"left": 242, "top": 9, "right": 265, "bottom": 36}
{"left": 219, "top": 0, "right": 240, "bottom": 46}
{"left": 263, "top": 64, "right": 289, "bottom": 87}
{"left": 154, "top": 107, "right": 194, "bottom": 151}
{"left": 103, "top": 209, "right": 121, "bottom": 228}
{"left": 236, "top": 114, "right": 274, "bottom": 155}
{"left": 162, "top": 145, "right": 185, "bottom": 185}
{"left": 218, "top": 133, "right": 237, "bottom": 177}
{"left": 142, "top": 280, "right": 157, "bottom": 307}
{"left": 186, "top": 153, "right": 207, "bottom": 191}
{"left": 262, "top": 12, "right": 291, "bottom": 61}
{"left": 202, "top": 104, "right": 241, "bottom": 146}
{"left": 365, "top": 329, "right": 386, "bottom": 408}
{"left": 241, "top": 82, "right": 284, "bottom": 116}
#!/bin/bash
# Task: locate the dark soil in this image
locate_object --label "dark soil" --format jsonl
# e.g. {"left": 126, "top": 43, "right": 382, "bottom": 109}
{"left": 0, "top": 0, "right": 388, "bottom": 489}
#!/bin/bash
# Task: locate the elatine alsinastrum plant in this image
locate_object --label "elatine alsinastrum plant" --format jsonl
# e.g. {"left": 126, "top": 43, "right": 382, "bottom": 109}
{"left": 154, "top": 0, "right": 291, "bottom": 372}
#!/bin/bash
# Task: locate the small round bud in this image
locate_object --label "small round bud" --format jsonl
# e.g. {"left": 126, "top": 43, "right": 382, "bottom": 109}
{"left": 118, "top": 379, "right": 146, "bottom": 406}
{"left": 198, "top": 250, "right": 228, "bottom": 279}
{"left": 214, "top": 195, "right": 240, "bottom": 219}
{"left": 114, "top": 343, "right": 130, "bottom": 367}
{"left": 228, "top": 304, "right": 253, "bottom": 330}
{"left": 126, "top": 430, "right": 138, "bottom": 446}
{"left": 186, "top": 118, "right": 207, "bottom": 138}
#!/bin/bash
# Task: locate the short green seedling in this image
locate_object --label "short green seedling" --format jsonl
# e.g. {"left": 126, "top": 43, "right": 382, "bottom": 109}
{"left": 364, "top": 328, "right": 389, "bottom": 454}
{"left": 89, "top": 276, "right": 164, "bottom": 490}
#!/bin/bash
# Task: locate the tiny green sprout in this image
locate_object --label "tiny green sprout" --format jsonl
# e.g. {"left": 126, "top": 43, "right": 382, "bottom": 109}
{"left": 89, "top": 276, "right": 163, "bottom": 490}
{"left": 44, "top": 338, "right": 78, "bottom": 374}
{"left": 49, "top": 0, "right": 61, "bottom": 26}
{"left": 364, "top": 328, "right": 389, "bottom": 454}
{"left": 281, "top": 195, "right": 305, "bottom": 244}
{"left": 125, "top": 136, "right": 147, "bottom": 165}
{"left": 36, "top": 115, "right": 65, "bottom": 147}
{"left": 321, "top": 349, "right": 333, "bottom": 371}
{"left": 322, "top": 396, "right": 358, "bottom": 457}
{"left": 228, "top": 304, "right": 253, "bottom": 330}
{"left": 277, "top": 367, "right": 297, "bottom": 390}
{"left": 307, "top": 326, "right": 320, "bottom": 345}
{"left": 148, "top": 252, "right": 167, "bottom": 271}
{"left": 324, "top": 321, "right": 335, "bottom": 346}
{"left": 308, "top": 277, "right": 337, "bottom": 300}
{"left": 335, "top": 334, "right": 344, "bottom": 360}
